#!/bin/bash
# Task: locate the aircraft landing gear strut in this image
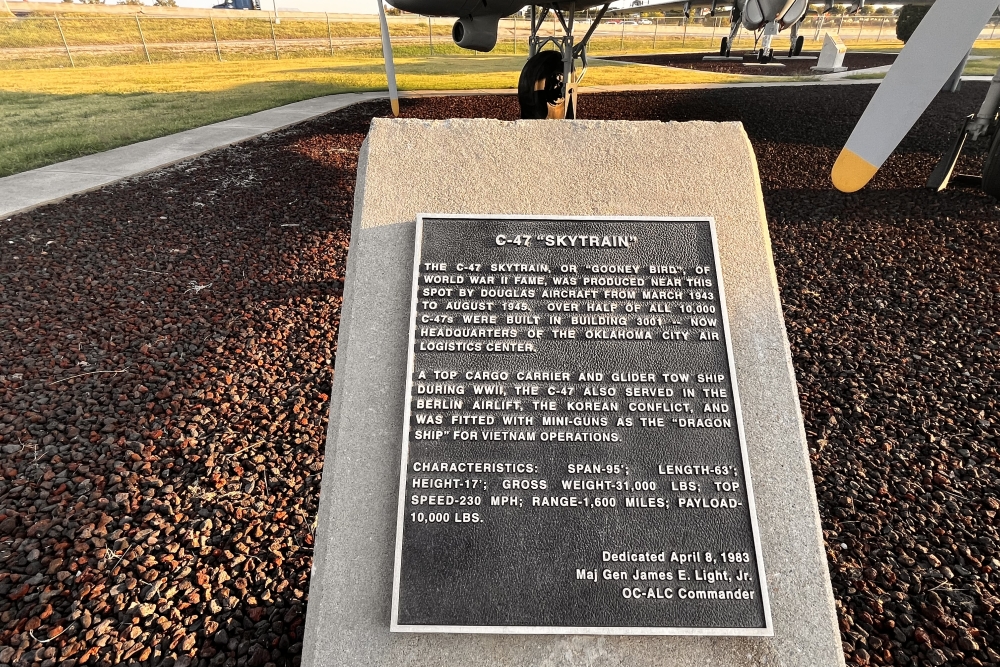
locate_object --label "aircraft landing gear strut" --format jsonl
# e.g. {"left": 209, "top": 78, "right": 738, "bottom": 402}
{"left": 719, "top": 3, "right": 741, "bottom": 57}
{"left": 518, "top": 3, "right": 610, "bottom": 120}
{"left": 788, "top": 19, "right": 804, "bottom": 57}
{"left": 927, "top": 59, "right": 1000, "bottom": 195}
{"left": 757, "top": 21, "right": 778, "bottom": 64}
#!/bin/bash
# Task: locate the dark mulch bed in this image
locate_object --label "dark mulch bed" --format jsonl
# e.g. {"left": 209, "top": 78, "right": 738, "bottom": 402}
{"left": 608, "top": 50, "right": 897, "bottom": 76}
{"left": 1, "top": 83, "right": 998, "bottom": 667}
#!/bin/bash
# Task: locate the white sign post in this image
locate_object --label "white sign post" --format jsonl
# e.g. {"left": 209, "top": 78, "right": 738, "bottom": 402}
{"left": 811, "top": 33, "right": 847, "bottom": 72}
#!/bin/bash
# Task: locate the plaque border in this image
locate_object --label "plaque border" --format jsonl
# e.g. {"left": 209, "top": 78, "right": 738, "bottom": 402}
{"left": 389, "top": 214, "right": 773, "bottom": 637}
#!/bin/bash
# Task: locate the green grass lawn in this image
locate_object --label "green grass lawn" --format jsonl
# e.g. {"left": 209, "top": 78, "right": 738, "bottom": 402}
{"left": 843, "top": 52, "right": 1000, "bottom": 81}
{"left": 0, "top": 55, "right": 752, "bottom": 177}
{"left": 965, "top": 55, "right": 1000, "bottom": 76}
{"left": 816, "top": 39, "right": 1000, "bottom": 81}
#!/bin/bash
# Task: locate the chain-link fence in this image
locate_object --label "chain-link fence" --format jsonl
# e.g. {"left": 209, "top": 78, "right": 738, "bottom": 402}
{"left": 3, "top": 11, "right": 999, "bottom": 70}
{"left": 0, "top": 13, "right": 454, "bottom": 68}
{"left": 574, "top": 14, "right": 906, "bottom": 54}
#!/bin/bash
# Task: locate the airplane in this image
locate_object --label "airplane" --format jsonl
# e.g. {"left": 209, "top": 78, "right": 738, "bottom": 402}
{"left": 379, "top": 0, "right": 1000, "bottom": 198}
{"left": 212, "top": 0, "right": 260, "bottom": 8}
{"left": 603, "top": 0, "right": 811, "bottom": 63}
{"left": 376, "top": 0, "right": 868, "bottom": 120}
{"left": 831, "top": 0, "right": 1000, "bottom": 196}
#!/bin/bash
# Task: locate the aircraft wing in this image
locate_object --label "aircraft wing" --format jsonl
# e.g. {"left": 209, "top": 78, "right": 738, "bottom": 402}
{"left": 604, "top": 0, "right": 729, "bottom": 16}
{"left": 831, "top": 0, "right": 998, "bottom": 192}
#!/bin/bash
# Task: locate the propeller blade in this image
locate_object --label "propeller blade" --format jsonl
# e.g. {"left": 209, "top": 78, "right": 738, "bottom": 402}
{"left": 831, "top": 0, "right": 998, "bottom": 193}
{"left": 377, "top": 0, "right": 400, "bottom": 117}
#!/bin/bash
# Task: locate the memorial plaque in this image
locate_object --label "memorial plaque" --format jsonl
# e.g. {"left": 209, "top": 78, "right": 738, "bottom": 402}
{"left": 390, "top": 215, "right": 772, "bottom": 635}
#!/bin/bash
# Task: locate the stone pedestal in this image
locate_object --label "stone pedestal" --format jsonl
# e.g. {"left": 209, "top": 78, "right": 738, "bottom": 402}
{"left": 301, "top": 118, "right": 845, "bottom": 667}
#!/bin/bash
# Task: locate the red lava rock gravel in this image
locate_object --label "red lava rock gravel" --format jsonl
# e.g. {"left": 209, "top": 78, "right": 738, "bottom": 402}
{"left": 0, "top": 104, "right": 373, "bottom": 667}
{"left": 1, "top": 83, "right": 998, "bottom": 667}
{"left": 608, "top": 50, "right": 897, "bottom": 76}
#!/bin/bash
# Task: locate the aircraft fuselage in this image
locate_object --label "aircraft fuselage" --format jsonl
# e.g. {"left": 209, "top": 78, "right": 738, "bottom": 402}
{"left": 387, "top": 0, "right": 805, "bottom": 27}
{"left": 388, "top": 0, "right": 531, "bottom": 19}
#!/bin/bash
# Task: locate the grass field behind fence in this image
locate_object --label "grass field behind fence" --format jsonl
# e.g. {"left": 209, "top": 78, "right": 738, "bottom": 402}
{"left": 0, "top": 16, "right": 454, "bottom": 49}
{"left": 1, "top": 12, "right": 911, "bottom": 70}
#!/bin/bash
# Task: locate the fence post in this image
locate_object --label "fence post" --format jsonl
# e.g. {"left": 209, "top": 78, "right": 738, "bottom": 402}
{"left": 513, "top": 15, "right": 516, "bottom": 55}
{"left": 856, "top": 16, "right": 863, "bottom": 42}
{"left": 813, "top": 13, "right": 823, "bottom": 41}
{"left": 326, "top": 12, "right": 334, "bottom": 56}
{"left": 681, "top": 15, "right": 687, "bottom": 46}
{"left": 135, "top": 14, "right": 151, "bottom": 64}
{"left": 53, "top": 14, "right": 74, "bottom": 67}
{"left": 837, "top": 13, "right": 843, "bottom": 33}
{"left": 428, "top": 16, "right": 433, "bottom": 55}
{"left": 876, "top": 17, "right": 884, "bottom": 42}
{"left": 652, "top": 17, "right": 657, "bottom": 51}
{"left": 992, "top": 18, "right": 997, "bottom": 39}
{"left": 269, "top": 12, "right": 279, "bottom": 59}
{"left": 710, "top": 16, "right": 717, "bottom": 45}
{"left": 620, "top": 20, "right": 625, "bottom": 53}
{"left": 209, "top": 13, "right": 222, "bottom": 62}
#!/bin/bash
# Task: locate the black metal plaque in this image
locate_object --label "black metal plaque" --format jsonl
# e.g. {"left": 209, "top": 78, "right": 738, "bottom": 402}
{"left": 390, "top": 215, "right": 771, "bottom": 635}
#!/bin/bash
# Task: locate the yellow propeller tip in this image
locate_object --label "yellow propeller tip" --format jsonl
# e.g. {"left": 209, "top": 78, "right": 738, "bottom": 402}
{"left": 831, "top": 148, "right": 878, "bottom": 193}
{"left": 390, "top": 98, "right": 400, "bottom": 117}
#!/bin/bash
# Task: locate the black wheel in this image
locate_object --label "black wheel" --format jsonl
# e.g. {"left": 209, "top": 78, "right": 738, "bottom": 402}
{"left": 719, "top": 37, "right": 729, "bottom": 56}
{"left": 757, "top": 48, "right": 771, "bottom": 64}
{"left": 793, "top": 35, "right": 804, "bottom": 56}
{"left": 518, "top": 50, "right": 569, "bottom": 120}
{"left": 982, "top": 127, "right": 1000, "bottom": 197}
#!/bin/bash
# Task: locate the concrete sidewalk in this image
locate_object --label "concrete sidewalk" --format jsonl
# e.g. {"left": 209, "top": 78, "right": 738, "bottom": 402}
{"left": 0, "top": 79, "right": 901, "bottom": 220}
{"left": 0, "top": 91, "right": 386, "bottom": 220}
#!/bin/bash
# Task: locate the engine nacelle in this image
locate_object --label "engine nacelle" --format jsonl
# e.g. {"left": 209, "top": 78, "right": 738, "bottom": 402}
{"left": 777, "top": 0, "right": 808, "bottom": 27}
{"left": 452, "top": 16, "right": 500, "bottom": 52}
{"left": 742, "top": 0, "right": 766, "bottom": 30}
{"left": 743, "top": 0, "right": 808, "bottom": 31}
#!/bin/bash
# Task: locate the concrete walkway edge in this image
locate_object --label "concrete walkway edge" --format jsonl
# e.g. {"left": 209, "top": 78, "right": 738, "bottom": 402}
{"left": 0, "top": 76, "right": 965, "bottom": 220}
{"left": 0, "top": 91, "right": 386, "bottom": 220}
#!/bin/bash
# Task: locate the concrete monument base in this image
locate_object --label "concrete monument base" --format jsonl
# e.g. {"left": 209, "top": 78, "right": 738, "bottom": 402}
{"left": 301, "top": 118, "right": 845, "bottom": 667}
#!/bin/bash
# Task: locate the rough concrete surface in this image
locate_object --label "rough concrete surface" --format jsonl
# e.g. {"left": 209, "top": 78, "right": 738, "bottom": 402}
{"left": 272, "top": 118, "right": 839, "bottom": 666}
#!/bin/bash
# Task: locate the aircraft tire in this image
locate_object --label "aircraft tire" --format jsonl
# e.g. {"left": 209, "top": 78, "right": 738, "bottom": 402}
{"left": 720, "top": 37, "right": 729, "bottom": 56}
{"left": 793, "top": 35, "right": 804, "bottom": 56}
{"left": 757, "top": 49, "right": 771, "bottom": 64}
{"left": 982, "top": 128, "right": 1000, "bottom": 198}
{"left": 518, "top": 50, "right": 567, "bottom": 120}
